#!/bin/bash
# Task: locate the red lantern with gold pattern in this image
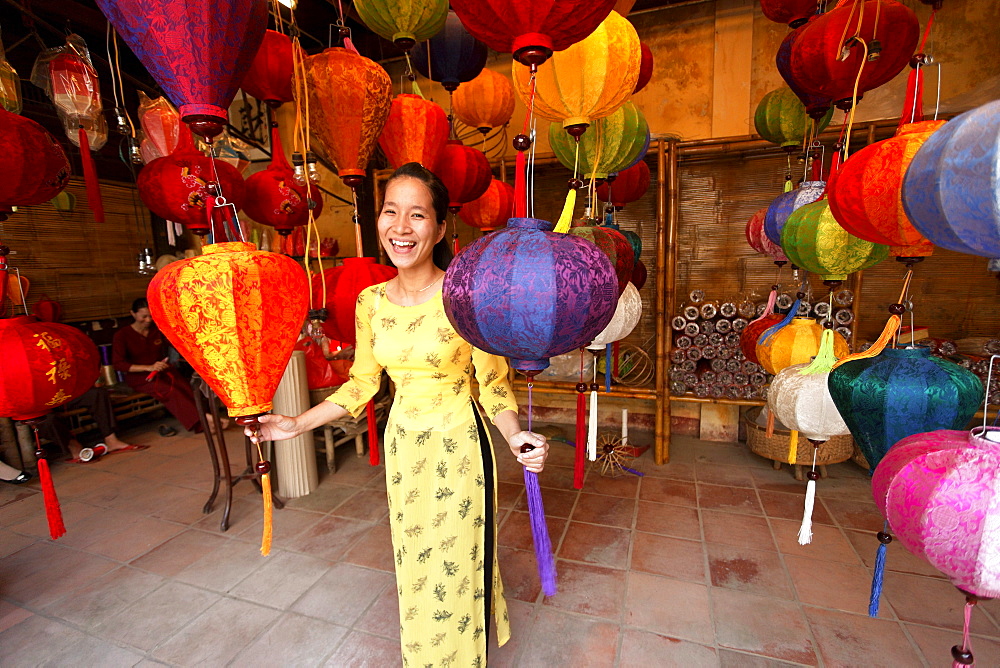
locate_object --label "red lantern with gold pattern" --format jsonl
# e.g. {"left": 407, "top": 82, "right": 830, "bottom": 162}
{"left": 458, "top": 178, "right": 514, "bottom": 231}
{"left": 312, "top": 257, "right": 398, "bottom": 346}
{"left": 596, "top": 161, "right": 650, "bottom": 210}
{"left": 432, "top": 140, "right": 492, "bottom": 213}
{"left": 240, "top": 29, "right": 296, "bottom": 107}
{"left": 0, "top": 107, "right": 71, "bottom": 220}
{"left": 243, "top": 125, "right": 323, "bottom": 235}
{"left": 377, "top": 94, "right": 449, "bottom": 170}
{"left": 740, "top": 313, "right": 784, "bottom": 366}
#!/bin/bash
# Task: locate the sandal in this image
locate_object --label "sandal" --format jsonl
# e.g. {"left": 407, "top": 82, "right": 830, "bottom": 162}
{"left": 158, "top": 425, "right": 178, "bottom": 437}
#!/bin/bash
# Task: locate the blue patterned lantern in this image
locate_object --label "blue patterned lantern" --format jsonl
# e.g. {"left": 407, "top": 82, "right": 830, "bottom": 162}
{"left": 764, "top": 180, "right": 825, "bottom": 245}
{"left": 902, "top": 100, "right": 1000, "bottom": 258}
{"left": 412, "top": 11, "right": 487, "bottom": 92}
{"left": 827, "top": 347, "right": 983, "bottom": 472}
{"left": 443, "top": 217, "right": 618, "bottom": 374}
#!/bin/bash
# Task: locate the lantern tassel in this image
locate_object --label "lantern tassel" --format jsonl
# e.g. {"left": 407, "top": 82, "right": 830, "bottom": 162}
{"left": 260, "top": 470, "right": 273, "bottom": 556}
{"left": 604, "top": 344, "right": 612, "bottom": 393}
{"left": 869, "top": 525, "right": 892, "bottom": 617}
{"left": 523, "top": 377, "right": 556, "bottom": 596}
{"left": 759, "top": 296, "right": 801, "bottom": 346}
{"left": 514, "top": 150, "right": 527, "bottom": 218}
{"left": 574, "top": 389, "right": 586, "bottom": 489}
{"left": 832, "top": 315, "right": 901, "bottom": 370}
{"left": 766, "top": 408, "right": 775, "bottom": 438}
{"left": 952, "top": 599, "right": 976, "bottom": 668}
{"left": 78, "top": 126, "right": 105, "bottom": 224}
{"left": 31, "top": 425, "right": 65, "bottom": 539}
{"left": 798, "top": 444, "right": 819, "bottom": 545}
{"left": 749, "top": 288, "right": 778, "bottom": 325}
{"left": 587, "top": 387, "right": 598, "bottom": 462}
{"left": 367, "top": 399, "right": 379, "bottom": 466}
{"left": 787, "top": 429, "right": 798, "bottom": 465}
{"left": 554, "top": 188, "right": 576, "bottom": 233}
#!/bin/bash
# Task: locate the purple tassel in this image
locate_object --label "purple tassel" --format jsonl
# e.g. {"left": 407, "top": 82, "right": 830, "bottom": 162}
{"left": 523, "top": 467, "right": 557, "bottom": 596}
{"left": 621, "top": 466, "right": 644, "bottom": 477}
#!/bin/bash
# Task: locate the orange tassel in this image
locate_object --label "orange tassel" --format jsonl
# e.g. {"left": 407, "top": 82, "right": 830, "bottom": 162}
{"left": 367, "top": 399, "right": 379, "bottom": 466}
{"left": 787, "top": 430, "right": 799, "bottom": 465}
{"left": 260, "top": 471, "right": 273, "bottom": 556}
{"left": 36, "top": 457, "right": 66, "bottom": 540}
{"left": 766, "top": 409, "right": 775, "bottom": 438}
{"left": 832, "top": 315, "right": 901, "bottom": 369}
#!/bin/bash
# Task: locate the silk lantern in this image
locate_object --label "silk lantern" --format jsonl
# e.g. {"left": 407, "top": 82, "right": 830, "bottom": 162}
{"left": 597, "top": 161, "right": 649, "bottom": 210}
{"left": 243, "top": 125, "right": 322, "bottom": 235}
{"left": 550, "top": 101, "right": 649, "bottom": 179}
{"left": 452, "top": 69, "right": 515, "bottom": 134}
{"left": 240, "top": 29, "right": 295, "bottom": 107}
{"left": 776, "top": 23, "right": 833, "bottom": 120}
{"left": 0, "top": 30, "right": 21, "bottom": 114}
{"left": 600, "top": 218, "right": 642, "bottom": 263}
{"left": 137, "top": 92, "right": 180, "bottom": 163}
{"left": 757, "top": 317, "right": 849, "bottom": 375}
{"left": 354, "top": 0, "right": 448, "bottom": 51}
{"left": 312, "top": 257, "right": 398, "bottom": 347}
{"left": 781, "top": 199, "right": 889, "bottom": 284}
{"left": 828, "top": 347, "right": 983, "bottom": 472}
{"left": 903, "top": 100, "right": 1000, "bottom": 258}
{"left": 137, "top": 125, "right": 246, "bottom": 235}
{"left": 755, "top": 86, "right": 833, "bottom": 150}
{"left": 568, "top": 217, "right": 635, "bottom": 296}
{"left": 761, "top": 0, "right": 818, "bottom": 27}
{"left": 630, "top": 259, "right": 647, "bottom": 290}
{"left": 449, "top": 0, "right": 618, "bottom": 66}
{"left": 412, "top": 11, "right": 487, "bottom": 92}
{"left": 764, "top": 180, "right": 825, "bottom": 245}
{"left": 746, "top": 206, "right": 788, "bottom": 265}
{"left": 432, "top": 140, "right": 492, "bottom": 212}
{"left": 782, "top": 0, "right": 919, "bottom": 110}
{"left": 740, "top": 313, "right": 784, "bottom": 365}
{"left": 377, "top": 95, "right": 449, "bottom": 172}
{"left": 634, "top": 42, "right": 653, "bottom": 94}
{"left": 0, "top": 107, "right": 70, "bottom": 219}
{"left": 443, "top": 217, "right": 618, "bottom": 373}
{"left": 96, "top": 0, "right": 267, "bottom": 139}
{"left": 306, "top": 48, "right": 392, "bottom": 190}
{"left": 588, "top": 282, "right": 641, "bottom": 349}
{"left": 458, "top": 178, "right": 514, "bottom": 232}
{"left": 512, "top": 10, "right": 639, "bottom": 135}
{"left": 828, "top": 121, "right": 942, "bottom": 258}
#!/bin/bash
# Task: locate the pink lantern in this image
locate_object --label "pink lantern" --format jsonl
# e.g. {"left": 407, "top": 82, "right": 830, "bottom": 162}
{"left": 745, "top": 206, "right": 787, "bottom": 265}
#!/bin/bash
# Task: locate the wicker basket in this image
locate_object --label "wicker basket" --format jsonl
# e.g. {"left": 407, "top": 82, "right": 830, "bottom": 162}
{"left": 743, "top": 407, "right": 854, "bottom": 466}
{"left": 851, "top": 444, "right": 871, "bottom": 470}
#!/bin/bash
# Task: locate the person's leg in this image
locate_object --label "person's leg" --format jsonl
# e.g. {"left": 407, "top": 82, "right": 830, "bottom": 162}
{"left": 79, "top": 387, "right": 135, "bottom": 451}
{"left": 0, "top": 458, "right": 30, "bottom": 483}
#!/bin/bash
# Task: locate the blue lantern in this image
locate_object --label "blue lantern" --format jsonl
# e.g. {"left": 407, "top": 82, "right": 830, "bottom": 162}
{"left": 764, "top": 180, "right": 826, "bottom": 245}
{"left": 412, "top": 11, "right": 487, "bottom": 92}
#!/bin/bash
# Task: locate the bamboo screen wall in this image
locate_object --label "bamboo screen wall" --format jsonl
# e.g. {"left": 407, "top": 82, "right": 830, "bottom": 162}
{"left": 1, "top": 178, "right": 153, "bottom": 322}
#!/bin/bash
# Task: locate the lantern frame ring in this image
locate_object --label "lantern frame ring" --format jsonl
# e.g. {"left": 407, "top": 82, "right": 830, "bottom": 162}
{"left": 980, "top": 354, "right": 1000, "bottom": 431}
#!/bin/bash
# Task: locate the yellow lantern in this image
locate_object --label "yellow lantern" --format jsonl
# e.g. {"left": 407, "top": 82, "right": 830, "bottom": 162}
{"left": 757, "top": 317, "right": 849, "bottom": 376}
{"left": 512, "top": 10, "right": 640, "bottom": 135}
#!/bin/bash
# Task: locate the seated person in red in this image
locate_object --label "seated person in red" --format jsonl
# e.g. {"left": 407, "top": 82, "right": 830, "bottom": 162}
{"left": 112, "top": 297, "right": 207, "bottom": 435}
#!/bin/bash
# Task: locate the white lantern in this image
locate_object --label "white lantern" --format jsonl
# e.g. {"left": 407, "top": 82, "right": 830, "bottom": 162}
{"left": 587, "top": 282, "right": 642, "bottom": 350}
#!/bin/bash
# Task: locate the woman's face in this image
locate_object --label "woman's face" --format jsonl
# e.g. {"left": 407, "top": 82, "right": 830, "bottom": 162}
{"left": 378, "top": 176, "right": 445, "bottom": 271}
{"left": 132, "top": 307, "right": 153, "bottom": 330}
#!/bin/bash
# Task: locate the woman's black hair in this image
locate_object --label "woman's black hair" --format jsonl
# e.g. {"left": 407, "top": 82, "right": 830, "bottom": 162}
{"left": 131, "top": 297, "right": 149, "bottom": 313}
{"left": 386, "top": 161, "right": 453, "bottom": 270}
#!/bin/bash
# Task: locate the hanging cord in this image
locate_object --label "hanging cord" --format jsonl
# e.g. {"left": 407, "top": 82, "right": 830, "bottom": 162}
{"left": 951, "top": 597, "right": 977, "bottom": 667}
{"left": 833, "top": 269, "right": 913, "bottom": 368}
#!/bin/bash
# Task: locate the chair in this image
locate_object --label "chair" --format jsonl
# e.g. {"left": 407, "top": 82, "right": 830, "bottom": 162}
{"left": 308, "top": 378, "right": 391, "bottom": 472}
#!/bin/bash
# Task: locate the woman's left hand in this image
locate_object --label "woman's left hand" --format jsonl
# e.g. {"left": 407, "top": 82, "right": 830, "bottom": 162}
{"left": 508, "top": 431, "right": 549, "bottom": 473}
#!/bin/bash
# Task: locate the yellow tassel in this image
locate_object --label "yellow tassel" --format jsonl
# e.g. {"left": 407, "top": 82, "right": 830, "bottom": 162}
{"left": 788, "top": 430, "right": 799, "bottom": 465}
{"left": 260, "top": 472, "right": 273, "bottom": 556}
{"left": 766, "top": 409, "right": 775, "bottom": 438}
{"left": 831, "top": 315, "right": 901, "bottom": 369}
{"left": 553, "top": 188, "right": 577, "bottom": 234}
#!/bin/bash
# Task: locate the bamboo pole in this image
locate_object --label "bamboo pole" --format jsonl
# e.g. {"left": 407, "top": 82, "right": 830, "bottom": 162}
{"left": 655, "top": 140, "right": 677, "bottom": 464}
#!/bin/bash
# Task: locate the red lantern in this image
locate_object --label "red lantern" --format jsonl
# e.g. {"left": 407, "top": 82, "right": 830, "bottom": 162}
{"left": 137, "top": 125, "right": 246, "bottom": 235}
{"left": 746, "top": 205, "right": 788, "bottom": 265}
{"left": 243, "top": 125, "right": 323, "bottom": 235}
{"left": 240, "top": 29, "right": 295, "bottom": 107}
{"left": 312, "top": 257, "right": 398, "bottom": 347}
{"left": 568, "top": 216, "right": 634, "bottom": 296}
{"left": 631, "top": 258, "right": 647, "bottom": 290}
{"left": 0, "top": 108, "right": 70, "bottom": 220}
{"left": 449, "top": 0, "right": 618, "bottom": 66}
{"left": 458, "top": 178, "right": 514, "bottom": 231}
{"left": 596, "top": 161, "right": 650, "bottom": 210}
{"left": 432, "top": 140, "right": 492, "bottom": 212}
{"left": 377, "top": 94, "right": 450, "bottom": 171}
{"left": 761, "top": 0, "right": 818, "bottom": 27}
{"left": 740, "top": 313, "right": 784, "bottom": 365}
{"left": 634, "top": 42, "right": 653, "bottom": 94}
{"left": 32, "top": 296, "right": 63, "bottom": 323}
{"left": 783, "top": 1, "right": 919, "bottom": 110}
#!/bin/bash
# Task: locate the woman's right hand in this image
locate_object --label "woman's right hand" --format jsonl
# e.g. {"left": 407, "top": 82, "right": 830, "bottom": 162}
{"left": 149, "top": 359, "right": 170, "bottom": 373}
{"left": 246, "top": 413, "right": 300, "bottom": 443}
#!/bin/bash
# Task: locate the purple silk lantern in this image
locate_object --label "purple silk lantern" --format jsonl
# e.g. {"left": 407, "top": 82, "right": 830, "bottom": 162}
{"left": 764, "top": 180, "right": 826, "bottom": 245}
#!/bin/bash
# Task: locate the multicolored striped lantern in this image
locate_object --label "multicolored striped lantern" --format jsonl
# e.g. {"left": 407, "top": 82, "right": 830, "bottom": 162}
{"left": 512, "top": 10, "right": 640, "bottom": 134}
{"left": 458, "top": 178, "right": 514, "bottom": 232}
{"left": 377, "top": 94, "right": 449, "bottom": 171}
{"left": 452, "top": 69, "right": 515, "bottom": 134}
{"left": 305, "top": 48, "right": 392, "bottom": 189}
{"left": 353, "top": 0, "right": 448, "bottom": 51}
{"left": 781, "top": 200, "right": 889, "bottom": 283}
{"left": 412, "top": 11, "right": 487, "bottom": 91}
{"left": 761, "top": 0, "right": 818, "bottom": 27}
{"left": 312, "top": 256, "right": 398, "bottom": 347}
{"left": 596, "top": 161, "right": 649, "bottom": 210}
{"left": 828, "top": 347, "right": 983, "bottom": 472}
{"left": 240, "top": 29, "right": 295, "bottom": 107}
{"left": 764, "top": 180, "right": 825, "bottom": 245}
{"left": 828, "top": 121, "right": 943, "bottom": 258}
{"left": 757, "top": 317, "right": 849, "bottom": 375}
{"left": 443, "top": 217, "right": 618, "bottom": 373}
{"left": 568, "top": 217, "right": 635, "bottom": 296}
{"left": 754, "top": 86, "right": 833, "bottom": 150}
{"left": 740, "top": 313, "right": 784, "bottom": 365}
{"left": 746, "top": 206, "right": 787, "bottom": 265}
{"left": 903, "top": 100, "right": 1000, "bottom": 258}
{"left": 432, "top": 140, "right": 492, "bottom": 212}
{"left": 549, "top": 101, "right": 649, "bottom": 179}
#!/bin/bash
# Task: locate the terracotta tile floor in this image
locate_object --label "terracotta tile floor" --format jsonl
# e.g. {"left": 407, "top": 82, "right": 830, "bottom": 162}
{"left": 2, "top": 423, "right": 999, "bottom": 667}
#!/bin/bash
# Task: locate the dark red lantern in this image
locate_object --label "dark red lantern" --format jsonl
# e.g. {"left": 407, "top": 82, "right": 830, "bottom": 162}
{"left": 568, "top": 216, "right": 635, "bottom": 296}
{"left": 432, "top": 140, "right": 492, "bottom": 213}
{"left": 137, "top": 125, "right": 246, "bottom": 235}
{"left": 783, "top": 0, "right": 919, "bottom": 111}
{"left": 32, "top": 296, "right": 63, "bottom": 323}
{"left": 377, "top": 94, "right": 450, "bottom": 171}
{"left": 240, "top": 29, "right": 295, "bottom": 107}
{"left": 243, "top": 125, "right": 323, "bottom": 235}
{"left": 740, "top": 313, "right": 784, "bottom": 365}
{"left": 634, "top": 42, "right": 653, "bottom": 94}
{"left": 0, "top": 107, "right": 70, "bottom": 220}
{"left": 458, "top": 178, "right": 514, "bottom": 232}
{"left": 761, "top": 0, "right": 818, "bottom": 27}
{"left": 776, "top": 24, "right": 833, "bottom": 120}
{"left": 449, "top": 0, "right": 618, "bottom": 66}
{"left": 312, "top": 257, "right": 398, "bottom": 347}
{"left": 596, "top": 161, "right": 650, "bottom": 210}
{"left": 631, "top": 259, "right": 647, "bottom": 290}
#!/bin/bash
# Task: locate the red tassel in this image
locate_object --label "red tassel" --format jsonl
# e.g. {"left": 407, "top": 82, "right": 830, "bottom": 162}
{"left": 810, "top": 150, "right": 822, "bottom": 181}
{"left": 78, "top": 127, "right": 105, "bottom": 224}
{"left": 830, "top": 148, "right": 843, "bottom": 180}
{"left": 367, "top": 399, "right": 379, "bottom": 466}
{"left": 514, "top": 150, "right": 526, "bottom": 218}
{"left": 453, "top": 234, "right": 460, "bottom": 256}
{"left": 36, "top": 457, "right": 66, "bottom": 540}
{"left": 898, "top": 66, "right": 924, "bottom": 132}
{"left": 574, "top": 390, "right": 586, "bottom": 489}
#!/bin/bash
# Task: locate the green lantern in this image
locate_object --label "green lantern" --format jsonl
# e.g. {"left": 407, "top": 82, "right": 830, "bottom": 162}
{"left": 755, "top": 86, "right": 833, "bottom": 151}
{"left": 550, "top": 101, "right": 648, "bottom": 179}
{"left": 354, "top": 0, "right": 449, "bottom": 50}
{"left": 781, "top": 199, "right": 889, "bottom": 284}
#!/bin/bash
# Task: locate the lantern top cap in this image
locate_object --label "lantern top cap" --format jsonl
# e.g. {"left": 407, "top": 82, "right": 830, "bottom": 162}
{"left": 342, "top": 256, "right": 378, "bottom": 267}
{"left": 507, "top": 217, "right": 555, "bottom": 232}
{"left": 202, "top": 242, "right": 258, "bottom": 255}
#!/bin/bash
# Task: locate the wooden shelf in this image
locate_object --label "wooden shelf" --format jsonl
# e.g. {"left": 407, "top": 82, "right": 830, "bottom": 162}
{"left": 513, "top": 379, "right": 657, "bottom": 401}
{"left": 668, "top": 395, "right": 765, "bottom": 408}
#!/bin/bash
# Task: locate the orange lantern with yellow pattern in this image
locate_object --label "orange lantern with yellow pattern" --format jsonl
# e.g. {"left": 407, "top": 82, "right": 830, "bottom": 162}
{"left": 453, "top": 69, "right": 515, "bottom": 136}
{"left": 378, "top": 94, "right": 449, "bottom": 170}
{"left": 459, "top": 178, "right": 515, "bottom": 232}
{"left": 756, "top": 317, "right": 849, "bottom": 375}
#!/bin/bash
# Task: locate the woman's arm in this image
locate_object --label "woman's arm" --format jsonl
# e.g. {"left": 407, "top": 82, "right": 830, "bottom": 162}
{"left": 493, "top": 409, "right": 548, "bottom": 473}
{"left": 250, "top": 400, "right": 350, "bottom": 442}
